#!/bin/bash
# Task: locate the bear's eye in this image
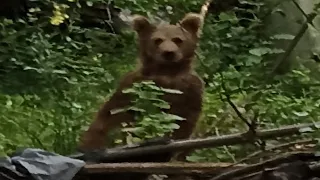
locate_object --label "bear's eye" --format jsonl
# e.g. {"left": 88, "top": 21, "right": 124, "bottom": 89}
{"left": 154, "top": 38, "right": 163, "bottom": 46}
{"left": 172, "top": 37, "right": 183, "bottom": 45}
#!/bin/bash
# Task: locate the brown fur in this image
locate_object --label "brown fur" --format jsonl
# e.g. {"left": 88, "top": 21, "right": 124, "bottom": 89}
{"left": 78, "top": 13, "right": 204, "bottom": 161}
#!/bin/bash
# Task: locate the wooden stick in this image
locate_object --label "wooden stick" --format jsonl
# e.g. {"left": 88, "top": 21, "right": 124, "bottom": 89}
{"left": 82, "top": 162, "right": 245, "bottom": 174}
{"left": 79, "top": 152, "right": 319, "bottom": 176}
{"left": 70, "top": 122, "right": 320, "bottom": 162}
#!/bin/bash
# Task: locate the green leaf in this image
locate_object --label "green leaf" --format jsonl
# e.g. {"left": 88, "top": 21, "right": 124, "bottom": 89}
{"left": 148, "top": 84, "right": 161, "bottom": 90}
{"left": 186, "top": 155, "right": 206, "bottom": 162}
{"left": 168, "top": 123, "right": 180, "bottom": 129}
{"left": 313, "top": 122, "right": 320, "bottom": 129}
{"left": 16, "top": 97, "right": 25, "bottom": 107}
{"left": 271, "top": 34, "right": 295, "bottom": 40}
{"left": 128, "top": 106, "right": 146, "bottom": 112}
{"left": 5, "top": 100, "right": 12, "bottom": 107}
{"left": 249, "top": 47, "right": 271, "bottom": 56}
{"left": 140, "top": 81, "right": 155, "bottom": 85}
{"left": 268, "top": 48, "right": 285, "bottom": 54}
{"left": 52, "top": 69, "right": 68, "bottom": 74}
{"left": 160, "top": 88, "right": 183, "bottom": 94}
{"left": 23, "top": 66, "right": 42, "bottom": 73}
{"left": 122, "top": 88, "right": 136, "bottom": 94}
{"left": 245, "top": 55, "right": 262, "bottom": 66}
{"left": 299, "top": 127, "right": 314, "bottom": 133}
{"left": 72, "top": 102, "right": 82, "bottom": 109}
{"left": 293, "top": 111, "right": 309, "bottom": 117}
{"left": 66, "top": 36, "right": 72, "bottom": 42}
{"left": 86, "top": 1, "right": 93, "bottom": 6}
{"left": 165, "top": 114, "right": 186, "bottom": 121}
{"left": 110, "top": 108, "right": 128, "bottom": 115}
{"left": 122, "top": 127, "right": 143, "bottom": 132}
{"left": 154, "top": 102, "right": 170, "bottom": 109}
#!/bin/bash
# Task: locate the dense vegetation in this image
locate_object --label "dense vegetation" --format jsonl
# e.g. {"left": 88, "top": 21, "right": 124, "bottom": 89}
{"left": 1, "top": 0, "right": 320, "bottom": 163}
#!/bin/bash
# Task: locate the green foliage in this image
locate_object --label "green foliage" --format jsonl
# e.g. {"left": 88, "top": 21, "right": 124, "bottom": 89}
{"left": 111, "top": 81, "right": 185, "bottom": 143}
{"left": 0, "top": 0, "right": 133, "bottom": 155}
{"left": 188, "top": 1, "right": 320, "bottom": 162}
{"left": 0, "top": 0, "right": 320, "bottom": 164}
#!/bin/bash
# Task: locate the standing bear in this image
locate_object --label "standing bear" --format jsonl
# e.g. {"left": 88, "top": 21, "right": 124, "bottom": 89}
{"left": 78, "top": 12, "right": 204, "bottom": 161}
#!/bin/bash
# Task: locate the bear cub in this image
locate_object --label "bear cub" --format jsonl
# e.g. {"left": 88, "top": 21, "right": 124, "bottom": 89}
{"left": 78, "top": 12, "right": 204, "bottom": 161}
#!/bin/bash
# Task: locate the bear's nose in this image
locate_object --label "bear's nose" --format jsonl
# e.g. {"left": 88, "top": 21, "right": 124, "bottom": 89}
{"left": 162, "top": 51, "right": 176, "bottom": 60}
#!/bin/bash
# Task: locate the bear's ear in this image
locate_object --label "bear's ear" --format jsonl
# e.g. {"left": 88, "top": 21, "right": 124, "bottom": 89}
{"left": 132, "top": 15, "right": 153, "bottom": 35}
{"left": 179, "top": 13, "right": 202, "bottom": 35}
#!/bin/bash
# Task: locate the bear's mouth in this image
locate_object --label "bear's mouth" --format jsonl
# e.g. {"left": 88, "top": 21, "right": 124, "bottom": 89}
{"left": 161, "top": 51, "right": 176, "bottom": 61}
{"left": 161, "top": 52, "right": 183, "bottom": 63}
{"left": 161, "top": 58, "right": 181, "bottom": 64}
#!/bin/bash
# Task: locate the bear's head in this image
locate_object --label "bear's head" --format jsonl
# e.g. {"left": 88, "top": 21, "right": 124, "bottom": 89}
{"left": 132, "top": 13, "right": 202, "bottom": 75}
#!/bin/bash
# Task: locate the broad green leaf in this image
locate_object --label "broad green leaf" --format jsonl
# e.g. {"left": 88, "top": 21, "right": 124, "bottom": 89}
{"left": 271, "top": 34, "right": 295, "bottom": 40}
{"left": 86, "top": 1, "right": 93, "bottom": 6}
{"left": 293, "top": 111, "right": 309, "bottom": 117}
{"left": 5, "top": 100, "right": 12, "bottom": 107}
{"left": 160, "top": 88, "right": 183, "bottom": 94}
{"left": 314, "top": 122, "right": 320, "bottom": 129}
{"left": 249, "top": 47, "right": 271, "bottom": 56}
{"left": 168, "top": 123, "right": 180, "bottom": 129}
{"left": 245, "top": 55, "right": 262, "bottom": 66}
{"left": 299, "top": 127, "right": 314, "bottom": 133}
{"left": 268, "top": 48, "right": 285, "bottom": 54}
{"left": 52, "top": 69, "right": 68, "bottom": 74}
{"left": 14, "top": 96, "right": 25, "bottom": 106}
{"left": 165, "top": 114, "right": 186, "bottom": 121}
{"left": 110, "top": 108, "right": 128, "bottom": 115}
{"left": 72, "top": 103, "right": 82, "bottom": 109}
{"left": 128, "top": 106, "right": 146, "bottom": 112}
{"left": 186, "top": 155, "right": 206, "bottom": 162}
{"left": 122, "top": 88, "right": 136, "bottom": 94}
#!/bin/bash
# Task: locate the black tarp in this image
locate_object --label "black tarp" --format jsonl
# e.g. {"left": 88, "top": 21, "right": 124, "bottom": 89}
{"left": 0, "top": 148, "right": 85, "bottom": 180}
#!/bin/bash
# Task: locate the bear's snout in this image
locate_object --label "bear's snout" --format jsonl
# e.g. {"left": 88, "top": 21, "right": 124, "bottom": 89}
{"left": 162, "top": 51, "right": 176, "bottom": 61}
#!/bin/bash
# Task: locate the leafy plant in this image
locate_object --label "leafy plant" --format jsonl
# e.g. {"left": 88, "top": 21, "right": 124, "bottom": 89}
{"left": 111, "top": 81, "right": 185, "bottom": 143}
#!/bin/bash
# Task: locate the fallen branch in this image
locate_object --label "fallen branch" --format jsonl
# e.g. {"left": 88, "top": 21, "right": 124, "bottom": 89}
{"left": 232, "top": 139, "right": 318, "bottom": 165}
{"left": 211, "top": 151, "right": 319, "bottom": 180}
{"left": 75, "top": 152, "right": 319, "bottom": 177}
{"left": 81, "top": 162, "right": 245, "bottom": 175}
{"left": 70, "top": 122, "right": 320, "bottom": 162}
{"left": 235, "top": 161, "right": 312, "bottom": 180}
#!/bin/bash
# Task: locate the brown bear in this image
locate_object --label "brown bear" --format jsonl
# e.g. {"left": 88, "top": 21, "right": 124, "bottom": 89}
{"left": 78, "top": 12, "right": 204, "bottom": 161}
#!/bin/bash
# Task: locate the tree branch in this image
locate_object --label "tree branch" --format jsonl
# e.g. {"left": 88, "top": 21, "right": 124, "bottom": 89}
{"left": 81, "top": 162, "right": 244, "bottom": 175}
{"left": 211, "top": 151, "right": 319, "bottom": 180}
{"left": 219, "top": 73, "right": 251, "bottom": 128}
{"left": 271, "top": 12, "right": 317, "bottom": 75}
{"left": 69, "top": 122, "right": 320, "bottom": 162}
{"left": 74, "top": 152, "right": 319, "bottom": 178}
{"left": 232, "top": 139, "right": 317, "bottom": 165}
{"left": 292, "top": 0, "right": 316, "bottom": 28}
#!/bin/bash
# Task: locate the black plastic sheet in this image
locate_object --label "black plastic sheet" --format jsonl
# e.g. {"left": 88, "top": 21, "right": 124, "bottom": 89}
{"left": 0, "top": 148, "right": 85, "bottom": 180}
